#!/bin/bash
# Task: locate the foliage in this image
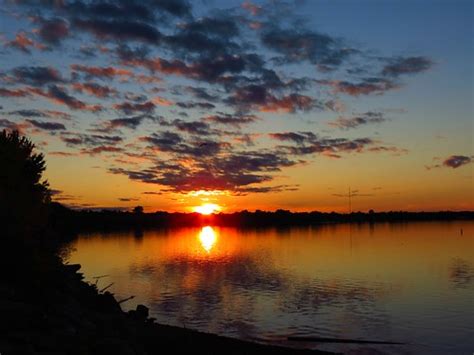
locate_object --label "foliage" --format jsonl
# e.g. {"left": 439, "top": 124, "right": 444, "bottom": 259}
{"left": 0, "top": 130, "right": 51, "bottom": 237}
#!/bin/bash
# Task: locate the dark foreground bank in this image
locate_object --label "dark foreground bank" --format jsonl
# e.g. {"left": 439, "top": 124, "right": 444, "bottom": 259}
{"left": 0, "top": 242, "right": 335, "bottom": 355}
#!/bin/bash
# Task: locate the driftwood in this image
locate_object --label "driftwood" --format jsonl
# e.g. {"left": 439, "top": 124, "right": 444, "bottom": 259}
{"left": 99, "top": 282, "right": 114, "bottom": 293}
{"left": 287, "top": 336, "right": 404, "bottom": 345}
{"left": 118, "top": 295, "right": 135, "bottom": 304}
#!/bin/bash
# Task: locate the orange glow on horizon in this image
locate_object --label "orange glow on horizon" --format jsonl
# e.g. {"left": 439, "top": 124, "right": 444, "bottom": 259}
{"left": 193, "top": 203, "right": 221, "bottom": 215}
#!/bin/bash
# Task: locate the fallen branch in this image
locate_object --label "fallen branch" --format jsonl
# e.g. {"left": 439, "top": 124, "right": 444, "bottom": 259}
{"left": 118, "top": 295, "right": 135, "bottom": 304}
{"left": 100, "top": 283, "right": 114, "bottom": 293}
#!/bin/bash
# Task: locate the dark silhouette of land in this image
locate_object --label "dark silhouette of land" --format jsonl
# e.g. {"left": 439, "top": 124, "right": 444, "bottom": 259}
{"left": 50, "top": 203, "right": 474, "bottom": 233}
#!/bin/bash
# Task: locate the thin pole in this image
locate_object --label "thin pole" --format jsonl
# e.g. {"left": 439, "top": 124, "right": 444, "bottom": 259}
{"left": 349, "top": 186, "right": 352, "bottom": 214}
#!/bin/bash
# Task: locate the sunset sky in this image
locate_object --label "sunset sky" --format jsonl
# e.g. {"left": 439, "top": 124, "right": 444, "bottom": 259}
{"left": 0, "top": 0, "right": 472, "bottom": 212}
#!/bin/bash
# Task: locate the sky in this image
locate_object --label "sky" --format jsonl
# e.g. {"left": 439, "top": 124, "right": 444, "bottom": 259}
{"left": 0, "top": 0, "right": 472, "bottom": 212}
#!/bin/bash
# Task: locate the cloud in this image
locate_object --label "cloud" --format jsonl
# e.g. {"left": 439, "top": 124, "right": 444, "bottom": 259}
{"left": 242, "top": 1, "right": 262, "bottom": 16}
{"left": 163, "top": 16, "right": 240, "bottom": 57}
{"left": 382, "top": 56, "right": 433, "bottom": 77}
{"left": 443, "top": 155, "right": 472, "bottom": 168}
{"left": 60, "top": 133, "right": 123, "bottom": 147}
{"left": 270, "top": 131, "right": 380, "bottom": 156}
{"left": 95, "top": 114, "right": 159, "bottom": 131}
{"left": 269, "top": 131, "right": 317, "bottom": 145}
{"left": 109, "top": 150, "right": 297, "bottom": 193}
{"left": 0, "top": 88, "right": 31, "bottom": 97}
{"left": 261, "top": 27, "right": 355, "bottom": 70}
{"left": 319, "top": 78, "right": 400, "bottom": 96}
{"left": 203, "top": 113, "right": 259, "bottom": 127}
{"left": 5, "top": 31, "right": 45, "bottom": 53}
{"left": 26, "top": 119, "right": 66, "bottom": 130}
{"left": 12, "top": 66, "right": 65, "bottom": 86}
{"left": 37, "top": 17, "right": 70, "bottom": 45}
{"left": 328, "top": 111, "right": 387, "bottom": 129}
{"left": 72, "top": 82, "right": 118, "bottom": 98}
{"left": 113, "top": 101, "right": 156, "bottom": 114}
{"left": 8, "top": 109, "right": 72, "bottom": 120}
{"left": 185, "top": 87, "right": 218, "bottom": 101}
{"left": 227, "top": 85, "right": 318, "bottom": 113}
{"left": 176, "top": 101, "right": 215, "bottom": 110}
{"left": 118, "top": 197, "right": 139, "bottom": 202}
{"left": 31, "top": 85, "right": 103, "bottom": 111}
{"left": 170, "top": 119, "right": 211, "bottom": 136}
{"left": 73, "top": 18, "right": 162, "bottom": 44}
{"left": 80, "top": 145, "right": 123, "bottom": 155}
{"left": 70, "top": 64, "right": 133, "bottom": 79}
{"left": 8, "top": 109, "right": 48, "bottom": 118}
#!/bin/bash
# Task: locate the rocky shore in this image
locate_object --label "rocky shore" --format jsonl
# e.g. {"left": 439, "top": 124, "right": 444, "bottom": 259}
{"left": 0, "top": 243, "right": 335, "bottom": 355}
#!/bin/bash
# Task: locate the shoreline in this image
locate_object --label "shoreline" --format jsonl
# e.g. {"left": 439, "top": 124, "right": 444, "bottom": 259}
{"left": 0, "top": 243, "right": 336, "bottom": 355}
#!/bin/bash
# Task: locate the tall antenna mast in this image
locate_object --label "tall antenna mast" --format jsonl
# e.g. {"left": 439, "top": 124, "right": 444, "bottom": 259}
{"left": 348, "top": 186, "right": 352, "bottom": 214}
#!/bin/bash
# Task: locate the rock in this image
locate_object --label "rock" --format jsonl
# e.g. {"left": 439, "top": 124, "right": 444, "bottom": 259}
{"left": 135, "top": 305, "right": 149, "bottom": 319}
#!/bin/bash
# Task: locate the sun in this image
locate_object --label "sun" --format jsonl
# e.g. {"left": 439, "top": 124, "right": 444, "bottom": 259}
{"left": 193, "top": 203, "right": 221, "bottom": 215}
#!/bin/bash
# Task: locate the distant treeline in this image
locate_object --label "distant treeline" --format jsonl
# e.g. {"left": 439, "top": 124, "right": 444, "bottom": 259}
{"left": 49, "top": 203, "right": 474, "bottom": 232}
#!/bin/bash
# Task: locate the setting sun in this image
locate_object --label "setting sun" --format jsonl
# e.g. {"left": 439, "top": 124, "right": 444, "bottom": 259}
{"left": 193, "top": 203, "right": 221, "bottom": 215}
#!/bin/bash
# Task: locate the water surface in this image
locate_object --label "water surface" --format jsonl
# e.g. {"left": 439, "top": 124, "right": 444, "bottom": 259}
{"left": 68, "top": 222, "right": 474, "bottom": 354}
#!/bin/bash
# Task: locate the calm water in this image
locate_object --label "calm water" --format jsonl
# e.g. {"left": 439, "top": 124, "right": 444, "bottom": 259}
{"left": 68, "top": 222, "right": 474, "bottom": 354}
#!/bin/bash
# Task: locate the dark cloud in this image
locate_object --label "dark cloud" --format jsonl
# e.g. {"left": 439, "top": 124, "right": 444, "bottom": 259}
{"left": 234, "top": 184, "right": 298, "bottom": 195}
{"left": 269, "top": 132, "right": 317, "bottom": 145}
{"left": 113, "top": 101, "right": 155, "bottom": 114}
{"left": 261, "top": 27, "right": 355, "bottom": 70}
{"left": 118, "top": 197, "right": 139, "bottom": 202}
{"left": 442, "top": 155, "right": 472, "bottom": 169}
{"left": 328, "top": 111, "right": 387, "bottom": 129}
{"left": 185, "top": 87, "right": 219, "bottom": 102}
{"left": 0, "top": 88, "right": 31, "bottom": 97}
{"left": 61, "top": 132, "right": 123, "bottom": 147}
{"left": 227, "top": 85, "right": 318, "bottom": 113}
{"left": 164, "top": 16, "right": 241, "bottom": 57}
{"left": 31, "top": 85, "right": 103, "bottom": 111}
{"left": 170, "top": 119, "right": 211, "bottom": 136}
{"left": 320, "top": 77, "right": 399, "bottom": 96}
{"left": 70, "top": 64, "right": 133, "bottom": 79}
{"left": 203, "top": 113, "right": 259, "bottom": 127}
{"left": 176, "top": 101, "right": 215, "bottom": 110}
{"left": 37, "top": 17, "right": 70, "bottom": 45}
{"left": 8, "top": 109, "right": 48, "bottom": 118}
{"left": 12, "top": 66, "right": 65, "bottom": 86}
{"left": 270, "top": 131, "right": 376, "bottom": 156}
{"left": 72, "top": 82, "right": 118, "bottom": 98}
{"left": 124, "top": 92, "right": 148, "bottom": 102}
{"left": 73, "top": 18, "right": 162, "bottom": 44}
{"left": 81, "top": 145, "right": 123, "bottom": 155}
{"left": 26, "top": 119, "right": 66, "bottom": 130}
{"left": 97, "top": 114, "right": 159, "bottom": 131}
{"left": 382, "top": 56, "right": 433, "bottom": 77}
{"left": 109, "top": 150, "right": 297, "bottom": 193}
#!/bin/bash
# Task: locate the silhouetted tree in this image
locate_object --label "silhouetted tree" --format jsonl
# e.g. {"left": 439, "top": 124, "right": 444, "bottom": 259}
{"left": 133, "top": 206, "right": 144, "bottom": 214}
{"left": 0, "top": 130, "right": 51, "bottom": 237}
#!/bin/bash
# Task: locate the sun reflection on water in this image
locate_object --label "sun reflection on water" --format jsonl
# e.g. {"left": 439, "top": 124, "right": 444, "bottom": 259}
{"left": 198, "top": 226, "right": 217, "bottom": 253}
